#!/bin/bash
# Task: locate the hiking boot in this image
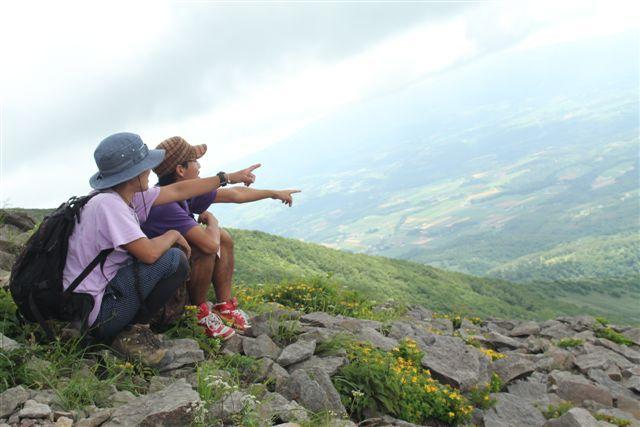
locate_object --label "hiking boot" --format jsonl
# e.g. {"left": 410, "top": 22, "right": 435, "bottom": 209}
{"left": 197, "top": 303, "right": 236, "bottom": 340}
{"left": 212, "top": 297, "right": 251, "bottom": 332}
{"left": 110, "top": 324, "right": 168, "bottom": 367}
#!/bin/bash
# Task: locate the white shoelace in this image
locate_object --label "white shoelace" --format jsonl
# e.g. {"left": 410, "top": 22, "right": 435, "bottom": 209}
{"left": 200, "top": 312, "right": 225, "bottom": 330}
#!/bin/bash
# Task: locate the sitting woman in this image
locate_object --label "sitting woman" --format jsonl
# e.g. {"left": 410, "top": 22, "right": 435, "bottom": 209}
{"left": 62, "top": 132, "right": 258, "bottom": 364}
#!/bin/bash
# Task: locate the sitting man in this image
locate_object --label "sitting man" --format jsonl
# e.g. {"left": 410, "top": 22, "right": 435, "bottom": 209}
{"left": 142, "top": 136, "right": 300, "bottom": 340}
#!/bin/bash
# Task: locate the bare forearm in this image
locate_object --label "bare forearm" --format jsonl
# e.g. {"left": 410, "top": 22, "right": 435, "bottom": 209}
{"left": 230, "top": 187, "right": 276, "bottom": 203}
{"left": 155, "top": 176, "right": 222, "bottom": 206}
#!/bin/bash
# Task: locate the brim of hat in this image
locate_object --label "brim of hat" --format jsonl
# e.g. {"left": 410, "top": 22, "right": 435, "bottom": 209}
{"left": 89, "top": 148, "right": 166, "bottom": 190}
{"left": 193, "top": 144, "right": 207, "bottom": 159}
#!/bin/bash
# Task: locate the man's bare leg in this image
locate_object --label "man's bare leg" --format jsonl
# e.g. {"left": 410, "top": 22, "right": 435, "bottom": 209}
{"left": 212, "top": 228, "right": 234, "bottom": 302}
{"left": 188, "top": 246, "right": 215, "bottom": 305}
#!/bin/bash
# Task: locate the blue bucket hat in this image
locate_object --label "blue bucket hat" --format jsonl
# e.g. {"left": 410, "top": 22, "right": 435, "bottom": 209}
{"left": 89, "top": 132, "right": 165, "bottom": 190}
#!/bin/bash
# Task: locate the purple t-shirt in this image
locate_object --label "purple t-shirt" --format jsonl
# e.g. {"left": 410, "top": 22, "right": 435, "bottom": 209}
{"left": 62, "top": 187, "right": 160, "bottom": 326}
{"left": 142, "top": 190, "right": 217, "bottom": 238}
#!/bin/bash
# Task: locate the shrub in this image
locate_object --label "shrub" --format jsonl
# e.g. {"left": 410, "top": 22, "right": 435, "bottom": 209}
{"left": 467, "top": 374, "right": 502, "bottom": 410}
{"left": 594, "top": 413, "right": 631, "bottom": 427}
{"left": 556, "top": 338, "right": 584, "bottom": 348}
{"left": 334, "top": 338, "right": 473, "bottom": 425}
{"left": 595, "top": 327, "right": 633, "bottom": 346}
{"left": 542, "top": 401, "right": 573, "bottom": 419}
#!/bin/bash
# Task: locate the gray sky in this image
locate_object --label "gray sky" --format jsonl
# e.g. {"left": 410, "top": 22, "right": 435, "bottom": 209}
{"left": 1, "top": 0, "right": 637, "bottom": 207}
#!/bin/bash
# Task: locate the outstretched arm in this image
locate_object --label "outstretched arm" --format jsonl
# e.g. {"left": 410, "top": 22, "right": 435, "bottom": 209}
{"left": 215, "top": 187, "right": 301, "bottom": 206}
{"left": 153, "top": 164, "right": 261, "bottom": 206}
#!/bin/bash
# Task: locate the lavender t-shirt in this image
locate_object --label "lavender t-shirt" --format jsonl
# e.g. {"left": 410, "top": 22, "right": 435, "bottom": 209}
{"left": 62, "top": 187, "right": 160, "bottom": 326}
{"left": 142, "top": 190, "right": 217, "bottom": 238}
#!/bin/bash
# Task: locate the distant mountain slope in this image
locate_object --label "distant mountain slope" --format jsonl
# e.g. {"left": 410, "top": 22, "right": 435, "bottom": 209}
{"left": 228, "top": 228, "right": 640, "bottom": 323}
{"left": 487, "top": 232, "right": 640, "bottom": 283}
{"left": 217, "top": 32, "right": 639, "bottom": 281}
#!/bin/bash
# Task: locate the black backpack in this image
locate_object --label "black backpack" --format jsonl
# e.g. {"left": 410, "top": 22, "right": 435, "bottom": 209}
{"left": 9, "top": 194, "right": 113, "bottom": 340}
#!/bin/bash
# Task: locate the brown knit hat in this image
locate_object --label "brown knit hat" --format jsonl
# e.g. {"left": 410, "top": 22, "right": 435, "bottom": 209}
{"left": 153, "top": 136, "right": 207, "bottom": 177}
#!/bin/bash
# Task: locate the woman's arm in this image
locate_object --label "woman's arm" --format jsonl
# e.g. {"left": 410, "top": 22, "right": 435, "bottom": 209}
{"left": 123, "top": 230, "right": 191, "bottom": 264}
{"left": 153, "top": 164, "right": 261, "bottom": 206}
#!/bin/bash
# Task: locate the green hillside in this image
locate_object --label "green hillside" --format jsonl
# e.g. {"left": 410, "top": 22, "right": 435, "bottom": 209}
{"left": 487, "top": 232, "right": 640, "bottom": 283}
{"left": 228, "top": 228, "right": 639, "bottom": 324}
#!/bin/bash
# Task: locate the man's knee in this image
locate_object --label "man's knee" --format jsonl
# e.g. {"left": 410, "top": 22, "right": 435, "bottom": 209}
{"left": 220, "top": 228, "right": 234, "bottom": 250}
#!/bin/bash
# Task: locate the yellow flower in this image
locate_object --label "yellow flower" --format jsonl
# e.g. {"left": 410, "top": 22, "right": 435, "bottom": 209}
{"left": 448, "top": 412, "right": 455, "bottom": 418}
{"left": 411, "top": 376, "right": 417, "bottom": 383}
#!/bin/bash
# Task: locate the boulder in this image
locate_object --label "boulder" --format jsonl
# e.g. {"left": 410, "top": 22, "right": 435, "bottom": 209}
{"left": 544, "top": 407, "right": 600, "bottom": 427}
{"left": 356, "top": 327, "right": 398, "bottom": 351}
{"left": 0, "top": 210, "right": 36, "bottom": 231}
{"left": 475, "top": 332, "right": 523, "bottom": 350}
{"left": 255, "top": 392, "right": 308, "bottom": 422}
{"left": 510, "top": 321, "right": 541, "bottom": 337}
{"left": 420, "top": 335, "right": 489, "bottom": 391}
{"left": 549, "top": 370, "right": 613, "bottom": 407}
{"left": 596, "top": 339, "right": 640, "bottom": 364}
{"left": 0, "top": 385, "right": 31, "bottom": 418}
{"left": 103, "top": 378, "right": 200, "bottom": 426}
{"left": 287, "top": 355, "right": 348, "bottom": 377}
{"left": 300, "top": 312, "right": 340, "bottom": 328}
{"left": 221, "top": 333, "right": 244, "bottom": 355}
{"left": 587, "top": 369, "right": 640, "bottom": 418}
{"left": 626, "top": 375, "right": 640, "bottom": 394}
{"left": 277, "top": 339, "right": 316, "bottom": 367}
{"left": 298, "top": 327, "right": 341, "bottom": 344}
{"left": 575, "top": 348, "right": 633, "bottom": 373}
{"left": 158, "top": 338, "right": 204, "bottom": 372}
{"left": 208, "top": 391, "right": 256, "bottom": 422}
{"left": 277, "top": 368, "right": 346, "bottom": 416}
{"left": 482, "top": 393, "right": 546, "bottom": 427}
{"left": 17, "top": 400, "right": 52, "bottom": 420}
{"left": 491, "top": 356, "right": 536, "bottom": 385}
{"left": 540, "top": 323, "right": 575, "bottom": 340}
{"left": 507, "top": 379, "right": 552, "bottom": 406}
{"left": 75, "top": 409, "right": 114, "bottom": 427}
{"left": 622, "top": 328, "right": 640, "bottom": 346}
{"left": 243, "top": 334, "right": 282, "bottom": 360}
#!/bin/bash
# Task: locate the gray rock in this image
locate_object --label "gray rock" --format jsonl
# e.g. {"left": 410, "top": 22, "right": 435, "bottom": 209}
{"left": 333, "top": 317, "right": 382, "bottom": 333}
{"left": 298, "top": 327, "right": 341, "bottom": 344}
{"left": 0, "top": 210, "right": 36, "bottom": 231}
{"left": 356, "top": 327, "right": 398, "bottom": 351}
{"left": 75, "top": 409, "right": 114, "bottom": 427}
{"left": 560, "top": 316, "right": 597, "bottom": 332}
{"left": 595, "top": 409, "right": 640, "bottom": 427}
{"left": 536, "top": 348, "right": 575, "bottom": 372}
{"left": 147, "top": 376, "right": 178, "bottom": 393}
{"left": 626, "top": 375, "right": 640, "bottom": 393}
{"left": 476, "top": 332, "right": 523, "bottom": 350}
{"left": 287, "top": 356, "right": 348, "bottom": 377}
{"left": 300, "top": 312, "right": 340, "bottom": 328}
{"left": 0, "top": 332, "right": 20, "bottom": 352}
{"left": 575, "top": 347, "right": 633, "bottom": 373}
{"left": 586, "top": 369, "right": 640, "bottom": 418}
{"left": 55, "top": 416, "right": 74, "bottom": 427}
{"left": 526, "top": 337, "right": 553, "bottom": 354}
{"left": 596, "top": 338, "right": 640, "bottom": 364}
{"left": 278, "top": 369, "right": 345, "bottom": 415}
{"left": 0, "top": 385, "right": 30, "bottom": 418}
{"left": 17, "top": 400, "right": 52, "bottom": 420}
{"left": 510, "top": 321, "right": 541, "bottom": 337}
{"left": 108, "top": 390, "right": 135, "bottom": 407}
{"left": 622, "top": 328, "right": 640, "bottom": 346}
{"left": 540, "top": 323, "right": 575, "bottom": 339}
{"left": 482, "top": 392, "right": 546, "bottom": 427}
{"left": 429, "top": 318, "right": 453, "bottom": 334}
{"left": 103, "top": 378, "right": 200, "bottom": 426}
{"left": 421, "top": 335, "right": 489, "bottom": 391}
{"left": 243, "top": 334, "right": 282, "bottom": 360}
{"left": 221, "top": 333, "right": 244, "bottom": 355}
{"left": 507, "top": 379, "right": 552, "bottom": 406}
{"left": 405, "top": 305, "right": 433, "bottom": 321}
{"left": 266, "top": 362, "right": 291, "bottom": 390}
{"left": 209, "top": 391, "right": 256, "bottom": 422}
{"left": 256, "top": 392, "right": 308, "bottom": 422}
{"left": 307, "top": 367, "right": 347, "bottom": 417}
{"left": 544, "top": 407, "right": 600, "bottom": 427}
{"left": 604, "top": 364, "right": 622, "bottom": 382}
{"left": 0, "top": 270, "right": 9, "bottom": 289}
{"left": 277, "top": 339, "right": 316, "bottom": 366}
{"left": 0, "top": 251, "right": 15, "bottom": 271}
{"left": 550, "top": 370, "right": 612, "bottom": 406}
{"left": 574, "top": 330, "right": 597, "bottom": 342}
{"left": 491, "top": 355, "right": 536, "bottom": 385}
{"left": 158, "top": 338, "right": 204, "bottom": 372}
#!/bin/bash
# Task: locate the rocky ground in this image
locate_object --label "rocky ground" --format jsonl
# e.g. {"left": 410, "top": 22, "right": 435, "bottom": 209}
{"left": 1, "top": 210, "right": 639, "bottom": 427}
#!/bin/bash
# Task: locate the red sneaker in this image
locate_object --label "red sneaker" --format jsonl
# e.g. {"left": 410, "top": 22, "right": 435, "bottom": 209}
{"left": 197, "top": 303, "right": 235, "bottom": 340}
{"left": 212, "top": 297, "right": 251, "bottom": 331}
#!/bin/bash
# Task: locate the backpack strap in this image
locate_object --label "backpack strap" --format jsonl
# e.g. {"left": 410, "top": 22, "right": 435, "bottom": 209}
{"left": 64, "top": 248, "right": 114, "bottom": 295}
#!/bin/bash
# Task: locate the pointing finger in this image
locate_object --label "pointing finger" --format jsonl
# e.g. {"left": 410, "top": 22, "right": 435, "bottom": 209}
{"left": 248, "top": 163, "right": 261, "bottom": 172}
